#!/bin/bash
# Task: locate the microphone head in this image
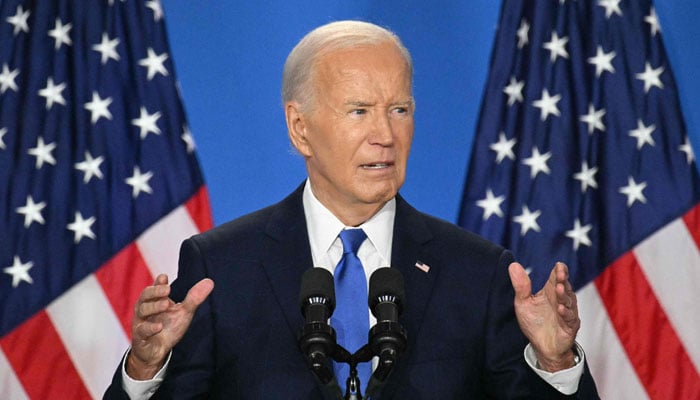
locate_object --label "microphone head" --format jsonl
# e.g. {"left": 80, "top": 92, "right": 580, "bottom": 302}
{"left": 299, "top": 268, "right": 335, "bottom": 315}
{"left": 368, "top": 267, "right": 405, "bottom": 315}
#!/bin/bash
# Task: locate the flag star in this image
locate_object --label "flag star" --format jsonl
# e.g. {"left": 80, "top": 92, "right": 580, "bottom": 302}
{"left": 490, "top": 132, "right": 517, "bottom": 164}
{"left": 629, "top": 119, "right": 656, "bottom": 149}
{"left": 92, "top": 32, "right": 120, "bottom": 65}
{"left": 67, "top": 212, "right": 97, "bottom": 243}
{"left": 131, "top": 106, "right": 162, "bottom": 139}
{"left": 181, "top": 125, "right": 196, "bottom": 153}
{"left": 0, "top": 63, "right": 20, "bottom": 93}
{"left": 619, "top": 177, "right": 647, "bottom": 207}
{"left": 565, "top": 219, "right": 593, "bottom": 250}
{"left": 503, "top": 76, "right": 524, "bottom": 106}
{"left": 0, "top": 127, "right": 6, "bottom": 150}
{"left": 3, "top": 256, "right": 34, "bottom": 288}
{"left": 532, "top": 89, "right": 561, "bottom": 121}
{"left": 74, "top": 151, "right": 105, "bottom": 183}
{"left": 598, "top": 0, "right": 622, "bottom": 18}
{"left": 138, "top": 48, "right": 169, "bottom": 80}
{"left": 573, "top": 161, "right": 599, "bottom": 193}
{"left": 580, "top": 104, "right": 606, "bottom": 134}
{"left": 587, "top": 46, "right": 616, "bottom": 78}
{"left": 48, "top": 18, "right": 73, "bottom": 50}
{"left": 6, "top": 5, "right": 30, "bottom": 36}
{"left": 126, "top": 166, "right": 154, "bottom": 198}
{"left": 16, "top": 195, "right": 47, "bottom": 228}
{"left": 522, "top": 147, "right": 552, "bottom": 178}
{"left": 38, "top": 77, "right": 67, "bottom": 109}
{"left": 645, "top": 7, "right": 661, "bottom": 36}
{"left": 513, "top": 205, "right": 542, "bottom": 236}
{"left": 680, "top": 137, "right": 695, "bottom": 165}
{"left": 146, "top": 0, "right": 164, "bottom": 22}
{"left": 84, "top": 91, "right": 113, "bottom": 124}
{"left": 28, "top": 137, "right": 57, "bottom": 169}
{"left": 635, "top": 62, "right": 664, "bottom": 93}
{"left": 476, "top": 189, "right": 505, "bottom": 220}
{"left": 516, "top": 19, "right": 530, "bottom": 49}
{"left": 543, "top": 31, "right": 569, "bottom": 62}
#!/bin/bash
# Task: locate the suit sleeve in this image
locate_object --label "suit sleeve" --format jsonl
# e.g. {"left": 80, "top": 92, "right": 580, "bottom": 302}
{"left": 104, "top": 237, "right": 221, "bottom": 399}
{"left": 148, "top": 236, "right": 221, "bottom": 398}
{"left": 481, "top": 250, "right": 600, "bottom": 399}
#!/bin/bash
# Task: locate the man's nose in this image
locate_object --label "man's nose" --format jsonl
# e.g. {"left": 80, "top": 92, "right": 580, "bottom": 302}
{"left": 368, "top": 112, "right": 394, "bottom": 146}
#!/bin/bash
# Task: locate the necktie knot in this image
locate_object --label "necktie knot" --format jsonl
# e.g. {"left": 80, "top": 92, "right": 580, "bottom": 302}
{"left": 339, "top": 228, "right": 366, "bottom": 255}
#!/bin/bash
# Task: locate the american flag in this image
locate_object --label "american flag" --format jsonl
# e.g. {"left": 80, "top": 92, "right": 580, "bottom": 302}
{"left": 0, "top": 1, "right": 212, "bottom": 398}
{"left": 459, "top": 0, "right": 700, "bottom": 398}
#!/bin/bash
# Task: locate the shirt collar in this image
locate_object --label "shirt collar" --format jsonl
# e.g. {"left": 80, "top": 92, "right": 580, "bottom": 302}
{"left": 302, "top": 179, "right": 395, "bottom": 267}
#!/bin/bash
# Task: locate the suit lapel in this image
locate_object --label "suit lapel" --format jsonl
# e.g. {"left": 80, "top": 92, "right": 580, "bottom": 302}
{"left": 259, "top": 188, "right": 439, "bottom": 371}
{"left": 260, "top": 183, "right": 313, "bottom": 337}
{"left": 391, "top": 195, "right": 438, "bottom": 356}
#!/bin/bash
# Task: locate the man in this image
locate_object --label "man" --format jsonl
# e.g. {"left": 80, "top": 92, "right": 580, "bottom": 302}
{"left": 105, "top": 20, "right": 598, "bottom": 399}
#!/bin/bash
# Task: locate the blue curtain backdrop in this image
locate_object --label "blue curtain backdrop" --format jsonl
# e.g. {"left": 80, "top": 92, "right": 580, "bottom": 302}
{"left": 160, "top": 1, "right": 699, "bottom": 227}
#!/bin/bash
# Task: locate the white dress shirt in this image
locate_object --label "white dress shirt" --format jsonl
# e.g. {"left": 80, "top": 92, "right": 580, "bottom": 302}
{"left": 122, "top": 179, "right": 584, "bottom": 398}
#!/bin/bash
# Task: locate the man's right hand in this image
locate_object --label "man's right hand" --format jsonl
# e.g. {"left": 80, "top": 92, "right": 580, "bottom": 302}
{"left": 126, "top": 274, "right": 214, "bottom": 380}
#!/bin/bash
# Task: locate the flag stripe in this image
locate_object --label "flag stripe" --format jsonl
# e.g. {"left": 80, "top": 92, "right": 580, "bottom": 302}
{"left": 0, "top": 312, "right": 92, "bottom": 400}
{"left": 0, "top": 1, "right": 214, "bottom": 397}
{"left": 47, "top": 275, "right": 130, "bottom": 399}
{"left": 0, "top": 349, "right": 29, "bottom": 400}
{"left": 577, "top": 284, "right": 649, "bottom": 400}
{"left": 683, "top": 203, "right": 700, "bottom": 250}
{"left": 595, "top": 252, "right": 700, "bottom": 399}
{"left": 95, "top": 243, "right": 154, "bottom": 338}
{"left": 136, "top": 204, "right": 200, "bottom": 281}
{"left": 458, "top": 2, "right": 700, "bottom": 397}
{"left": 186, "top": 186, "right": 214, "bottom": 233}
{"left": 634, "top": 211, "right": 700, "bottom": 372}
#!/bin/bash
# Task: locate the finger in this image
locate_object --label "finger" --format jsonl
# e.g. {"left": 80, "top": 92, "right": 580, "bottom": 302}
{"left": 554, "top": 262, "right": 571, "bottom": 284}
{"left": 557, "top": 303, "right": 580, "bottom": 324}
{"left": 181, "top": 278, "right": 215, "bottom": 313}
{"left": 139, "top": 283, "right": 171, "bottom": 303}
{"left": 135, "top": 297, "right": 171, "bottom": 320}
{"left": 133, "top": 320, "right": 164, "bottom": 340}
{"left": 508, "top": 262, "right": 532, "bottom": 301}
{"left": 154, "top": 273, "right": 169, "bottom": 286}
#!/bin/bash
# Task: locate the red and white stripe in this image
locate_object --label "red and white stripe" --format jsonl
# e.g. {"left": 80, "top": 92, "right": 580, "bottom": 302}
{"left": 578, "top": 203, "right": 700, "bottom": 399}
{"left": 0, "top": 188, "right": 212, "bottom": 399}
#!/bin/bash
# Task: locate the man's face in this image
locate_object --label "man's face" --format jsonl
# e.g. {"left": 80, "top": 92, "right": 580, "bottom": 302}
{"left": 288, "top": 41, "right": 414, "bottom": 225}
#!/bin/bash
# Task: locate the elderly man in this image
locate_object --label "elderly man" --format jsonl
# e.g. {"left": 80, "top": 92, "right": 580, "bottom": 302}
{"left": 105, "top": 20, "right": 598, "bottom": 399}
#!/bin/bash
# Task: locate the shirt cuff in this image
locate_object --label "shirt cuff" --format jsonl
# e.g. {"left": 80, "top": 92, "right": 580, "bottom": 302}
{"left": 524, "top": 342, "right": 585, "bottom": 395}
{"left": 121, "top": 349, "right": 171, "bottom": 400}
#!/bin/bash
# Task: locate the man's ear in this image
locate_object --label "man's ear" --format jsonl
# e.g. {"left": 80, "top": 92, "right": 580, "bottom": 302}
{"left": 285, "top": 101, "right": 312, "bottom": 157}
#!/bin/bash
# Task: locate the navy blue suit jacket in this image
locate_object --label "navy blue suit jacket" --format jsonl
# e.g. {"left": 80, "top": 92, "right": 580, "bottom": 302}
{"left": 105, "top": 183, "right": 598, "bottom": 399}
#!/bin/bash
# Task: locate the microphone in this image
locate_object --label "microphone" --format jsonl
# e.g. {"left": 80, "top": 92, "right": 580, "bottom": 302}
{"left": 367, "top": 267, "right": 407, "bottom": 385}
{"left": 298, "top": 268, "right": 338, "bottom": 386}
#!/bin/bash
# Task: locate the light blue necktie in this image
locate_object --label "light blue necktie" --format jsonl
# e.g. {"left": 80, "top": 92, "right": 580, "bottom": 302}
{"left": 331, "top": 228, "right": 371, "bottom": 393}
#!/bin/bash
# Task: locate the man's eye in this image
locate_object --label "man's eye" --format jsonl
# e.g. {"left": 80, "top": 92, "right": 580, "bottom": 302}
{"left": 351, "top": 109, "right": 367, "bottom": 115}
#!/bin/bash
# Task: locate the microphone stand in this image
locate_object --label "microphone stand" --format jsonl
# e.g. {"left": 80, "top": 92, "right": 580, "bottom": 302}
{"left": 304, "top": 328, "right": 404, "bottom": 400}
{"left": 331, "top": 343, "right": 376, "bottom": 400}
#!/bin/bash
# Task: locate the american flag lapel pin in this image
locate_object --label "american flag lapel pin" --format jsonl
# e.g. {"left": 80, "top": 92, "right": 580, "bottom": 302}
{"left": 414, "top": 260, "right": 430, "bottom": 273}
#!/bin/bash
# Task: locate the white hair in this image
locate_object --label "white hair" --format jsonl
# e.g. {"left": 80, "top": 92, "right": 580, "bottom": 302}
{"left": 282, "top": 20, "right": 413, "bottom": 111}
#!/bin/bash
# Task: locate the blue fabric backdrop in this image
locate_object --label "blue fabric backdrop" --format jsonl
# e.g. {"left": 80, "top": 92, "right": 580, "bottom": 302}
{"left": 161, "top": 1, "right": 700, "bottom": 227}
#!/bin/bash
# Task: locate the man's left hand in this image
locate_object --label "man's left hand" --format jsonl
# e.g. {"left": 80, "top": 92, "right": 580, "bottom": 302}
{"left": 508, "top": 261, "right": 579, "bottom": 372}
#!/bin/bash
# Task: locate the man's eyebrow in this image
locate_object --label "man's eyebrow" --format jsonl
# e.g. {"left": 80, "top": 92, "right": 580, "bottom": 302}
{"left": 343, "top": 99, "right": 415, "bottom": 107}
{"left": 344, "top": 100, "right": 374, "bottom": 107}
{"left": 393, "top": 98, "right": 415, "bottom": 106}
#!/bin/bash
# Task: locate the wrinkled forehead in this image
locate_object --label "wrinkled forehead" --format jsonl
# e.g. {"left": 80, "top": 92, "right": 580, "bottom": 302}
{"left": 313, "top": 43, "right": 413, "bottom": 88}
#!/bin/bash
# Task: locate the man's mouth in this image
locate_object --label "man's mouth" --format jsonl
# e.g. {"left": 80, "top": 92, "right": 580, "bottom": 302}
{"left": 361, "top": 162, "right": 393, "bottom": 169}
